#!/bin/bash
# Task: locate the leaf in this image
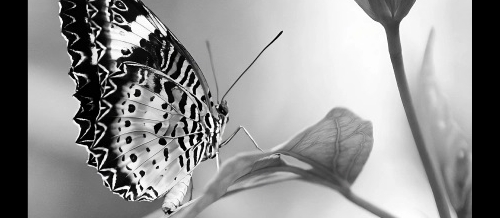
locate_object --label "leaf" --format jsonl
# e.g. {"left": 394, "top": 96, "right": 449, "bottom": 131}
{"left": 225, "top": 154, "right": 302, "bottom": 197}
{"left": 166, "top": 152, "right": 292, "bottom": 218}
{"left": 413, "top": 28, "right": 472, "bottom": 218}
{"left": 144, "top": 107, "right": 375, "bottom": 218}
{"left": 273, "top": 107, "right": 373, "bottom": 185}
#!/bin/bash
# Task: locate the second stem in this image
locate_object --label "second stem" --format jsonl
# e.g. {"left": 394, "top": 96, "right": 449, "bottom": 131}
{"left": 383, "top": 22, "right": 451, "bottom": 218}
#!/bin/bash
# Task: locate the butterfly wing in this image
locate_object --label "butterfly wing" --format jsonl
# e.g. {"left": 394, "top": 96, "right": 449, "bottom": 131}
{"left": 59, "top": 0, "right": 217, "bottom": 201}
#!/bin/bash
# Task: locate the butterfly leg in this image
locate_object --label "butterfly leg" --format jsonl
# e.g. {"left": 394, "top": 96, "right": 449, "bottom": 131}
{"left": 162, "top": 173, "right": 192, "bottom": 215}
{"left": 215, "top": 152, "right": 221, "bottom": 171}
{"left": 188, "top": 176, "right": 194, "bottom": 201}
{"left": 220, "top": 126, "right": 264, "bottom": 152}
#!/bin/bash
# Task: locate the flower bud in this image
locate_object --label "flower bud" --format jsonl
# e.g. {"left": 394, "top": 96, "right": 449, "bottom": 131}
{"left": 354, "top": 0, "right": 416, "bottom": 26}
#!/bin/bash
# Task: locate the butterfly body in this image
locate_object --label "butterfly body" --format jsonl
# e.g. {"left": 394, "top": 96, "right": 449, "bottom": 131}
{"left": 59, "top": 0, "right": 228, "bottom": 205}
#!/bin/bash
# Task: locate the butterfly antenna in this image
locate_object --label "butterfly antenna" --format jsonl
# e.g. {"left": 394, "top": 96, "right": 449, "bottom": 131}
{"left": 221, "top": 31, "right": 283, "bottom": 101}
{"left": 206, "top": 41, "right": 220, "bottom": 104}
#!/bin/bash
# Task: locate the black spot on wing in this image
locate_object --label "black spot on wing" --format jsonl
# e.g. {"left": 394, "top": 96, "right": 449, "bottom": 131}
{"left": 154, "top": 122, "right": 162, "bottom": 134}
{"left": 159, "top": 138, "right": 167, "bottom": 145}
{"left": 128, "top": 104, "right": 136, "bottom": 113}
{"left": 134, "top": 89, "right": 141, "bottom": 97}
{"left": 130, "top": 154, "right": 137, "bottom": 162}
{"left": 161, "top": 102, "right": 169, "bottom": 109}
{"left": 114, "top": 15, "right": 124, "bottom": 23}
{"left": 139, "top": 38, "right": 147, "bottom": 47}
{"left": 121, "top": 48, "right": 131, "bottom": 55}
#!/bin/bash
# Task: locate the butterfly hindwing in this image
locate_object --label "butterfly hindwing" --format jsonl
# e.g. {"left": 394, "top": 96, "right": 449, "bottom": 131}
{"left": 59, "top": 0, "right": 217, "bottom": 202}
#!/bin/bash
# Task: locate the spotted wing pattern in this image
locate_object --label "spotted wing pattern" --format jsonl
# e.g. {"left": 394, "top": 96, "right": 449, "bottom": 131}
{"left": 59, "top": 0, "right": 219, "bottom": 202}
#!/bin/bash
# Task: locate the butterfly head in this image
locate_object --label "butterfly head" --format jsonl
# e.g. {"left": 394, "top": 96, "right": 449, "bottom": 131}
{"left": 215, "top": 100, "right": 229, "bottom": 122}
{"left": 215, "top": 100, "right": 229, "bottom": 146}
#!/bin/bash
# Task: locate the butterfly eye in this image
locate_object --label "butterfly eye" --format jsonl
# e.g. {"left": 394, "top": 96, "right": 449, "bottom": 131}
{"left": 218, "top": 107, "right": 226, "bottom": 115}
{"left": 217, "top": 105, "right": 228, "bottom": 116}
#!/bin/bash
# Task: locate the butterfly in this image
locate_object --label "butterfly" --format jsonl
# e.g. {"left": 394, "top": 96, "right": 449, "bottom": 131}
{"left": 59, "top": 0, "right": 281, "bottom": 214}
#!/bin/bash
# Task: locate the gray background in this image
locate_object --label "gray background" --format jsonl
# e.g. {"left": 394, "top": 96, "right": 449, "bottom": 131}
{"left": 29, "top": 0, "right": 472, "bottom": 217}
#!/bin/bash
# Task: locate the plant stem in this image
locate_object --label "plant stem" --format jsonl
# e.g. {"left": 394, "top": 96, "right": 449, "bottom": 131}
{"left": 290, "top": 167, "right": 398, "bottom": 218}
{"left": 383, "top": 23, "right": 451, "bottom": 218}
{"left": 343, "top": 189, "right": 397, "bottom": 218}
{"left": 228, "top": 163, "right": 398, "bottom": 218}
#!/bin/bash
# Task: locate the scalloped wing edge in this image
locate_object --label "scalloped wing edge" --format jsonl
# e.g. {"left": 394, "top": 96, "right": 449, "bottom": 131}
{"left": 59, "top": 0, "right": 206, "bottom": 202}
{"left": 59, "top": 0, "right": 134, "bottom": 175}
{"left": 59, "top": 0, "right": 103, "bottom": 170}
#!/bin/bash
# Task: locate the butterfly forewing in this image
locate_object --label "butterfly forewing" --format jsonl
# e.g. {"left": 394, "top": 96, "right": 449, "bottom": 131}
{"left": 59, "top": 0, "right": 219, "bottom": 202}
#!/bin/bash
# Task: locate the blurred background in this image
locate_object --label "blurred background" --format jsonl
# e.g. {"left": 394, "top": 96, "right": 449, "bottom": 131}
{"left": 28, "top": 0, "right": 471, "bottom": 217}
